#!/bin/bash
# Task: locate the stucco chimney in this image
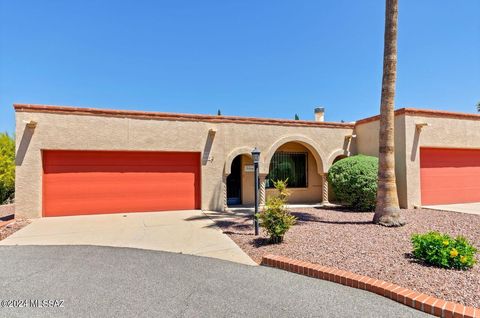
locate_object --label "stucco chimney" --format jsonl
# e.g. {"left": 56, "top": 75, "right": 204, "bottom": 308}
{"left": 314, "top": 107, "right": 325, "bottom": 122}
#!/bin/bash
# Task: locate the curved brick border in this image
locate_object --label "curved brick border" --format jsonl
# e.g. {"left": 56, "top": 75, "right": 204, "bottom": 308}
{"left": 0, "top": 219, "right": 14, "bottom": 228}
{"left": 261, "top": 254, "right": 479, "bottom": 318}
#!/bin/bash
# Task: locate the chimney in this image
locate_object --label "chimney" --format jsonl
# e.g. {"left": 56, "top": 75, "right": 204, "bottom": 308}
{"left": 314, "top": 107, "right": 325, "bottom": 122}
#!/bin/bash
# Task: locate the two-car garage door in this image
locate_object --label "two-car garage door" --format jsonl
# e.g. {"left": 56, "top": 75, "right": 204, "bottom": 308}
{"left": 43, "top": 150, "right": 200, "bottom": 217}
{"left": 420, "top": 148, "right": 480, "bottom": 205}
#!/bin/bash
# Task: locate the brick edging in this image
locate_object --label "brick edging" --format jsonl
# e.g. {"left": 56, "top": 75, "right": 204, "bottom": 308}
{"left": 261, "top": 254, "right": 479, "bottom": 318}
{"left": 0, "top": 219, "right": 14, "bottom": 228}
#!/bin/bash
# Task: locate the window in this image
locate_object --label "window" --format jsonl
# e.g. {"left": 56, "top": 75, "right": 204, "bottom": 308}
{"left": 266, "top": 152, "right": 307, "bottom": 188}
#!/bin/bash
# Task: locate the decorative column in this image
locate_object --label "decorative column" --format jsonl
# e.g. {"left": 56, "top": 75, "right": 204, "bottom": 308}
{"left": 222, "top": 174, "right": 228, "bottom": 211}
{"left": 322, "top": 173, "right": 329, "bottom": 205}
{"left": 259, "top": 174, "right": 267, "bottom": 208}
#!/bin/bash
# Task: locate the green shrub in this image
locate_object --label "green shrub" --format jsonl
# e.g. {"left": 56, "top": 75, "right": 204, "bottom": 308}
{"left": 327, "top": 155, "right": 378, "bottom": 211}
{"left": 0, "top": 132, "right": 15, "bottom": 204}
{"left": 411, "top": 232, "right": 477, "bottom": 270}
{"left": 258, "top": 179, "right": 296, "bottom": 243}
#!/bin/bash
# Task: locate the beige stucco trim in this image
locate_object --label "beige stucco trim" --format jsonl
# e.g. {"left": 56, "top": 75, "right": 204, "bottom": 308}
{"left": 261, "top": 134, "right": 326, "bottom": 175}
{"left": 224, "top": 147, "right": 253, "bottom": 176}
{"left": 325, "top": 148, "right": 351, "bottom": 172}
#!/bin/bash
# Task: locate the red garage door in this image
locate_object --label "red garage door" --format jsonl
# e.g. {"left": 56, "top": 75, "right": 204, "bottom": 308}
{"left": 43, "top": 150, "right": 201, "bottom": 217}
{"left": 420, "top": 148, "right": 480, "bottom": 205}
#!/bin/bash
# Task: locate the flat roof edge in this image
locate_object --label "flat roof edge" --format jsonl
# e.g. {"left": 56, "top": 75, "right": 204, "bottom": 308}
{"left": 13, "top": 104, "right": 355, "bottom": 129}
{"left": 355, "top": 108, "right": 480, "bottom": 125}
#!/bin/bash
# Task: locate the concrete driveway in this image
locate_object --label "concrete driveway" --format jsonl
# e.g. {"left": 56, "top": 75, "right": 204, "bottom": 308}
{"left": 0, "top": 210, "right": 255, "bottom": 265}
{"left": 423, "top": 202, "right": 480, "bottom": 216}
{"left": 0, "top": 245, "right": 430, "bottom": 318}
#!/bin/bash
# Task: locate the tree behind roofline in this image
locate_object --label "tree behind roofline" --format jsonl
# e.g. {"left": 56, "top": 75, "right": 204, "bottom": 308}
{"left": 217, "top": 109, "right": 221, "bottom": 116}
{"left": 294, "top": 114, "right": 299, "bottom": 120}
{"left": 373, "top": 0, "right": 406, "bottom": 227}
{"left": 476, "top": 101, "right": 480, "bottom": 112}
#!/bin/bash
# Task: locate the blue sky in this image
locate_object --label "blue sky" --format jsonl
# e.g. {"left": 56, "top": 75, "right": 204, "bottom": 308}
{"left": 1, "top": 0, "right": 479, "bottom": 134}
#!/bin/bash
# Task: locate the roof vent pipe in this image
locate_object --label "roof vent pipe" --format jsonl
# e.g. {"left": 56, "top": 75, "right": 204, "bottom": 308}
{"left": 314, "top": 107, "right": 325, "bottom": 122}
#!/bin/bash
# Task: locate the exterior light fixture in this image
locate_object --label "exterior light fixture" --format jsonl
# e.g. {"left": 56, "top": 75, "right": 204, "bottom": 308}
{"left": 251, "top": 147, "right": 261, "bottom": 235}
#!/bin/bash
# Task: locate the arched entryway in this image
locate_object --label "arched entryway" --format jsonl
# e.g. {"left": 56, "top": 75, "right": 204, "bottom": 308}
{"left": 224, "top": 149, "right": 255, "bottom": 208}
{"left": 226, "top": 155, "right": 242, "bottom": 206}
{"left": 327, "top": 154, "right": 349, "bottom": 203}
{"left": 263, "top": 138, "right": 326, "bottom": 205}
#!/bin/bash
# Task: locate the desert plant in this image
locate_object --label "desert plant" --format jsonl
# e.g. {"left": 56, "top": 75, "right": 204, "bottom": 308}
{"left": 411, "top": 232, "right": 477, "bottom": 270}
{"left": 0, "top": 132, "right": 15, "bottom": 204}
{"left": 328, "top": 155, "right": 378, "bottom": 211}
{"left": 258, "top": 179, "right": 296, "bottom": 243}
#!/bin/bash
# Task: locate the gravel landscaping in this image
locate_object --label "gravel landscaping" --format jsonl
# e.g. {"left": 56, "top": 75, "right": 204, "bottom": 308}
{"left": 213, "top": 207, "right": 480, "bottom": 308}
{"left": 0, "top": 217, "right": 30, "bottom": 241}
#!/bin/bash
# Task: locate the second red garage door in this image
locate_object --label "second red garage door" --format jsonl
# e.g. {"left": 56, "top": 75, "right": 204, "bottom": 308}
{"left": 43, "top": 150, "right": 201, "bottom": 217}
{"left": 420, "top": 147, "right": 480, "bottom": 205}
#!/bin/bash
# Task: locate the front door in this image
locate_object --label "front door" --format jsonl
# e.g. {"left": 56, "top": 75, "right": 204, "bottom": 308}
{"left": 227, "top": 156, "right": 242, "bottom": 206}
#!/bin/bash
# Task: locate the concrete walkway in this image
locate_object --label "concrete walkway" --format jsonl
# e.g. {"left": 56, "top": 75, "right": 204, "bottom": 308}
{"left": 0, "top": 245, "right": 430, "bottom": 318}
{"left": 0, "top": 210, "right": 256, "bottom": 265}
{"left": 423, "top": 202, "right": 480, "bottom": 216}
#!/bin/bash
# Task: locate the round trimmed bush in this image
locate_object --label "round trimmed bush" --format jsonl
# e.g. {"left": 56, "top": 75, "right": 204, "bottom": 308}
{"left": 327, "top": 155, "right": 378, "bottom": 211}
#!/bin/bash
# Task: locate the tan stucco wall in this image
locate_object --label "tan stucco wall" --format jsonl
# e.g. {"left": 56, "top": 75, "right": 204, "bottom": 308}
{"left": 240, "top": 155, "right": 254, "bottom": 205}
{"left": 354, "top": 114, "right": 408, "bottom": 208}
{"left": 355, "top": 112, "right": 480, "bottom": 208}
{"left": 403, "top": 115, "right": 480, "bottom": 207}
{"left": 15, "top": 110, "right": 354, "bottom": 218}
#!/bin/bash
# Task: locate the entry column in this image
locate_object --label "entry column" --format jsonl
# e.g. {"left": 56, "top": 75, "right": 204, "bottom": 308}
{"left": 322, "top": 173, "right": 329, "bottom": 204}
{"left": 222, "top": 174, "right": 228, "bottom": 211}
{"left": 259, "top": 174, "right": 267, "bottom": 208}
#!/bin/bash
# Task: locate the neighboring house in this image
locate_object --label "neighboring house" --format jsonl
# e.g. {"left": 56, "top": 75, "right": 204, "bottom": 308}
{"left": 13, "top": 104, "right": 480, "bottom": 218}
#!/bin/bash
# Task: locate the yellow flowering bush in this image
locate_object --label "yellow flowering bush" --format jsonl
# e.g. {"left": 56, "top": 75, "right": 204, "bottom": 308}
{"left": 411, "top": 232, "right": 477, "bottom": 270}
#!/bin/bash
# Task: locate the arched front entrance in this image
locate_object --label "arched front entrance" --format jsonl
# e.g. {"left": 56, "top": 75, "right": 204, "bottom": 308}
{"left": 263, "top": 139, "right": 326, "bottom": 205}
{"left": 226, "top": 155, "right": 242, "bottom": 206}
{"left": 225, "top": 152, "right": 255, "bottom": 208}
{"left": 327, "top": 154, "right": 349, "bottom": 203}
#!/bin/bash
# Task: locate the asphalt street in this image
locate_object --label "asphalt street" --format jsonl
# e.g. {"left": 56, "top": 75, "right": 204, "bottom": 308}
{"left": 0, "top": 246, "right": 431, "bottom": 318}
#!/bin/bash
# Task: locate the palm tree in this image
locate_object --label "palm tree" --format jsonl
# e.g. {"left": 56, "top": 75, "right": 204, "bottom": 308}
{"left": 373, "top": 0, "right": 406, "bottom": 226}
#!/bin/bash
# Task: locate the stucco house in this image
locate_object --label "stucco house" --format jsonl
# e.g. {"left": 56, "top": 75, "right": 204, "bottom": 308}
{"left": 14, "top": 104, "right": 480, "bottom": 218}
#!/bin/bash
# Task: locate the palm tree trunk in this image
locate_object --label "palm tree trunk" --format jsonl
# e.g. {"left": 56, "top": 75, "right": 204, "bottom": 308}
{"left": 373, "top": 0, "right": 406, "bottom": 226}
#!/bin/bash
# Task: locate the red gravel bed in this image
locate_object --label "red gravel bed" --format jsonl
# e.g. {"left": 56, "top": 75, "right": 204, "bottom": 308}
{"left": 0, "top": 217, "right": 30, "bottom": 241}
{"left": 214, "top": 207, "right": 480, "bottom": 308}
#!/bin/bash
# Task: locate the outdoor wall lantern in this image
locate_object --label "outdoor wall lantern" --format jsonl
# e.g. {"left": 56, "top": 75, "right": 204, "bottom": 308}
{"left": 251, "top": 147, "right": 261, "bottom": 236}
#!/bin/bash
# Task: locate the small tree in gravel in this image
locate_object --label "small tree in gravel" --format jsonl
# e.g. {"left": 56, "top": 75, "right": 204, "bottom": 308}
{"left": 258, "top": 179, "right": 296, "bottom": 243}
